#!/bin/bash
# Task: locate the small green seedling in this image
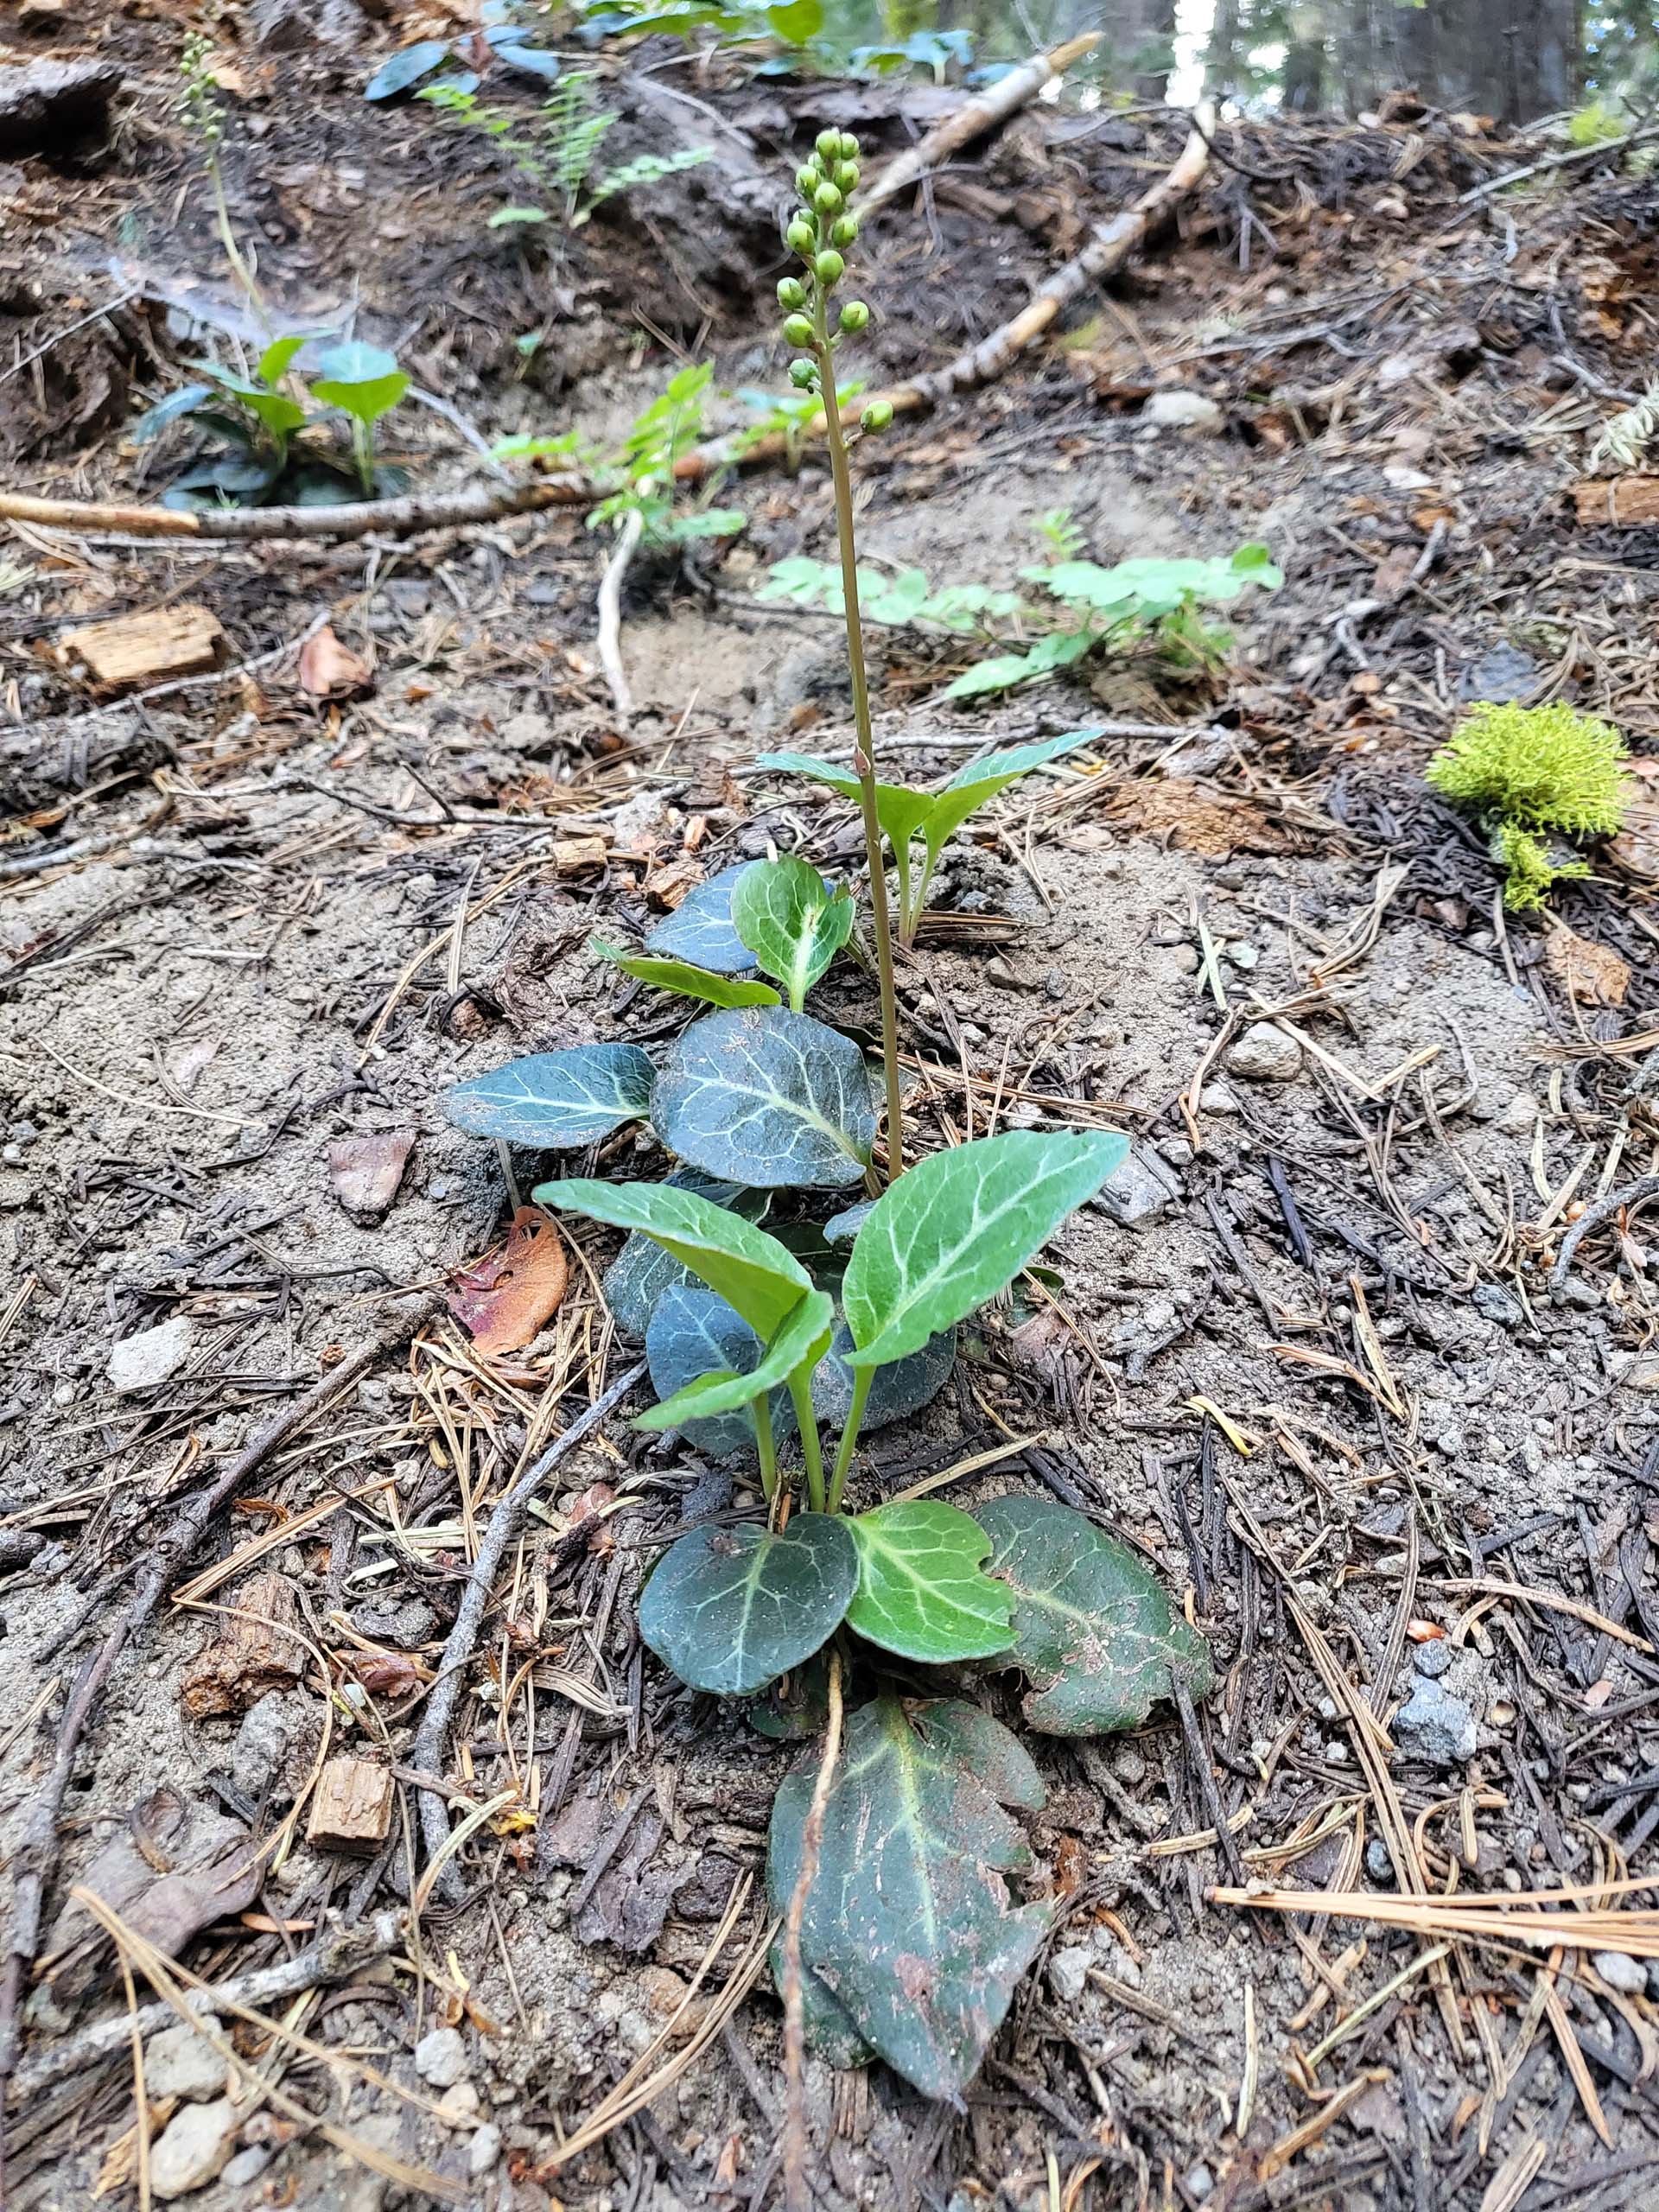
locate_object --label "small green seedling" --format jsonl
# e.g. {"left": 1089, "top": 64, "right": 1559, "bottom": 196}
{"left": 583, "top": 362, "right": 746, "bottom": 548}
{"left": 438, "top": 129, "right": 1212, "bottom": 2106}
{"left": 1427, "top": 700, "right": 1629, "bottom": 911}
{"left": 310, "top": 342, "right": 410, "bottom": 498}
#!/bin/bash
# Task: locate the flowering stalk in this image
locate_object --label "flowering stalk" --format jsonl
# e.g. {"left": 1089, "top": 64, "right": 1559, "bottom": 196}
{"left": 778, "top": 132, "right": 905, "bottom": 1181}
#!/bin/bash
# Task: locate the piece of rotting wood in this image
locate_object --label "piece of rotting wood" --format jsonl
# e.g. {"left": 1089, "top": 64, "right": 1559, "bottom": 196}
{"left": 306, "top": 1758, "right": 395, "bottom": 1855}
{"left": 57, "top": 604, "right": 225, "bottom": 690}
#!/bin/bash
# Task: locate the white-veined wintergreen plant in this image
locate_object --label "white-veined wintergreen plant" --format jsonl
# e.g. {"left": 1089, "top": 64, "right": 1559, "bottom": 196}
{"left": 436, "top": 129, "right": 1211, "bottom": 2106}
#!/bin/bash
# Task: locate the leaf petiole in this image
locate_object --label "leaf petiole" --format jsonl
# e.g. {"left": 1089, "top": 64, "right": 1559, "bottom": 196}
{"left": 827, "top": 1363, "right": 871, "bottom": 1516}
{"left": 753, "top": 1389, "right": 779, "bottom": 1502}
{"left": 788, "top": 1369, "right": 826, "bottom": 1514}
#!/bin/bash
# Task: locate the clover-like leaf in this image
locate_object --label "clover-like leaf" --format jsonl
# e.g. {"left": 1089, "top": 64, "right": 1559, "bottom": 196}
{"left": 639, "top": 1514, "right": 858, "bottom": 1695}
{"left": 643, "top": 1283, "right": 791, "bottom": 1459}
{"left": 844, "top": 1500, "right": 1013, "bottom": 1662}
{"left": 811, "top": 1316, "right": 955, "bottom": 1432}
{"left": 442, "top": 1044, "right": 654, "bottom": 1147}
{"left": 767, "top": 1697, "right": 1050, "bottom": 2099}
{"left": 535, "top": 1177, "right": 810, "bottom": 1338}
{"left": 758, "top": 753, "right": 937, "bottom": 859}
{"left": 641, "top": 862, "right": 760, "bottom": 976}
{"left": 652, "top": 1007, "right": 875, "bottom": 1190}
{"left": 731, "top": 857, "right": 855, "bottom": 1011}
{"left": 639, "top": 1288, "right": 834, "bottom": 1433}
{"left": 842, "top": 1129, "right": 1127, "bottom": 1370}
{"left": 595, "top": 939, "right": 779, "bottom": 1010}
{"left": 601, "top": 1173, "right": 766, "bottom": 1337}
{"left": 919, "top": 730, "right": 1100, "bottom": 875}
{"left": 976, "top": 1494, "right": 1211, "bottom": 1735}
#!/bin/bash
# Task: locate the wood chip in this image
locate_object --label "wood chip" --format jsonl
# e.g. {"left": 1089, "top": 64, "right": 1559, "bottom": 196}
{"left": 305, "top": 1757, "right": 395, "bottom": 1855}
{"left": 181, "top": 1573, "right": 305, "bottom": 1718}
{"left": 1571, "top": 475, "right": 1659, "bottom": 527}
{"left": 327, "top": 1131, "right": 416, "bottom": 1222}
{"left": 57, "top": 605, "right": 224, "bottom": 690}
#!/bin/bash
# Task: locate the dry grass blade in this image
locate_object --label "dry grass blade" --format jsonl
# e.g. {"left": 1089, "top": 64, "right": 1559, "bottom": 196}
{"left": 1256, "top": 2069, "right": 1389, "bottom": 2183}
{"left": 1211, "top": 1880, "right": 1659, "bottom": 1956}
{"left": 1436, "top": 1576, "right": 1656, "bottom": 1654}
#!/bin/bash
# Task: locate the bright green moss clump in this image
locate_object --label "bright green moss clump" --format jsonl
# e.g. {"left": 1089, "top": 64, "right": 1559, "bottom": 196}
{"left": 1427, "top": 702, "right": 1630, "bottom": 912}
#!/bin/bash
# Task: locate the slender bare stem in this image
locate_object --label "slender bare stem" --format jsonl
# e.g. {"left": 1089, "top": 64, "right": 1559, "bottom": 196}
{"left": 811, "top": 307, "right": 905, "bottom": 1180}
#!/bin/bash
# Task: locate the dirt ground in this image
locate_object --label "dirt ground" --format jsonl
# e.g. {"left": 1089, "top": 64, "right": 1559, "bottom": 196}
{"left": 9, "top": 13, "right": 1659, "bottom": 2212}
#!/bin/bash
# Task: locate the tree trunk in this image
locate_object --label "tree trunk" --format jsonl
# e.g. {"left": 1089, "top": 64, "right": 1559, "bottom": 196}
{"left": 1322, "top": 0, "right": 1579, "bottom": 121}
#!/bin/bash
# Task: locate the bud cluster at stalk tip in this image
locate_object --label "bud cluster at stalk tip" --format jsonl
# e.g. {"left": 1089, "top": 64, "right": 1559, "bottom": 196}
{"left": 777, "top": 126, "right": 887, "bottom": 429}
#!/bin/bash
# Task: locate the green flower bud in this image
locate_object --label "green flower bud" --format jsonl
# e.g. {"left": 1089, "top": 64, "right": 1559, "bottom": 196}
{"left": 814, "top": 181, "right": 842, "bottom": 215}
{"left": 777, "top": 276, "right": 807, "bottom": 310}
{"left": 786, "top": 216, "right": 817, "bottom": 257}
{"left": 789, "top": 358, "right": 818, "bottom": 390}
{"left": 796, "top": 162, "right": 821, "bottom": 198}
{"left": 839, "top": 299, "right": 869, "bottom": 332}
{"left": 814, "top": 249, "right": 844, "bottom": 285}
{"left": 815, "top": 126, "right": 841, "bottom": 158}
{"left": 861, "top": 399, "right": 893, "bottom": 431}
{"left": 833, "top": 161, "right": 859, "bottom": 193}
{"left": 782, "top": 311, "right": 815, "bottom": 346}
{"left": 836, "top": 130, "right": 860, "bottom": 161}
{"left": 831, "top": 214, "right": 858, "bottom": 247}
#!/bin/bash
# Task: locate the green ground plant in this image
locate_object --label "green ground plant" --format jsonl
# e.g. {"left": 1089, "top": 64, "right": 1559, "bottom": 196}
{"left": 1427, "top": 700, "right": 1630, "bottom": 911}
{"left": 441, "top": 131, "right": 1212, "bottom": 2104}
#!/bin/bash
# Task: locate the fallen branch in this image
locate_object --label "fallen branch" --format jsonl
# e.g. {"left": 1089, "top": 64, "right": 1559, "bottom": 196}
{"left": 408, "top": 1359, "right": 646, "bottom": 1900}
{"left": 595, "top": 508, "right": 644, "bottom": 723}
{"left": 0, "top": 1292, "right": 438, "bottom": 2183}
{"left": 1459, "top": 118, "right": 1659, "bottom": 204}
{"left": 0, "top": 115, "right": 1212, "bottom": 552}
{"left": 852, "top": 32, "right": 1100, "bottom": 216}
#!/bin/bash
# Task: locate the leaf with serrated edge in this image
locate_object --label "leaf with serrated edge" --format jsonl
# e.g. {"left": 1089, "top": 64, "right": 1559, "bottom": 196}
{"left": 731, "top": 856, "right": 854, "bottom": 1007}
{"left": 442, "top": 1044, "right": 654, "bottom": 1147}
{"left": 535, "top": 1178, "right": 810, "bottom": 1338}
{"left": 601, "top": 1174, "right": 766, "bottom": 1338}
{"left": 652, "top": 1007, "right": 874, "bottom": 1190}
{"left": 639, "top": 1514, "right": 857, "bottom": 1695}
{"left": 595, "top": 940, "right": 779, "bottom": 1009}
{"left": 639, "top": 1288, "right": 833, "bottom": 1430}
{"left": 642, "top": 1282, "right": 794, "bottom": 1459}
{"left": 641, "top": 861, "right": 760, "bottom": 976}
{"left": 919, "top": 730, "right": 1100, "bottom": 876}
{"left": 759, "top": 753, "right": 937, "bottom": 855}
{"left": 842, "top": 1129, "right": 1127, "bottom": 1370}
{"left": 845, "top": 1501, "right": 1013, "bottom": 1662}
{"left": 766, "top": 1697, "right": 1050, "bottom": 2099}
{"left": 976, "top": 1494, "right": 1212, "bottom": 1735}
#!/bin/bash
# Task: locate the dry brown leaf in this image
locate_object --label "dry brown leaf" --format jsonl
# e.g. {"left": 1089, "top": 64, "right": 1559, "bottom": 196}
{"left": 353, "top": 1650, "right": 429, "bottom": 1698}
{"left": 298, "top": 625, "right": 372, "bottom": 699}
{"left": 1546, "top": 927, "right": 1630, "bottom": 1007}
{"left": 447, "top": 1207, "right": 569, "bottom": 1354}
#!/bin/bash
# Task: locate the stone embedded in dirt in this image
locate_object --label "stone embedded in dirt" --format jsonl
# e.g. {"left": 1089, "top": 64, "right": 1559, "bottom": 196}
{"left": 1458, "top": 642, "right": 1539, "bottom": 704}
{"left": 414, "top": 2024, "right": 467, "bottom": 2088}
{"left": 143, "top": 2015, "right": 225, "bottom": 2103}
{"left": 1472, "top": 1282, "right": 1525, "bottom": 1329}
{"left": 149, "top": 2096, "right": 239, "bottom": 2199}
{"left": 1393, "top": 1676, "right": 1477, "bottom": 1765}
{"left": 1198, "top": 1079, "right": 1242, "bottom": 1116}
{"left": 1412, "top": 1638, "right": 1454, "bottom": 1680}
{"left": 0, "top": 59, "right": 122, "bottom": 158}
{"left": 107, "top": 1315, "right": 194, "bottom": 1395}
{"left": 220, "top": 2147, "right": 272, "bottom": 2188}
{"left": 1592, "top": 1949, "right": 1647, "bottom": 1995}
{"left": 468, "top": 2123, "right": 503, "bottom": 2178}
{"left": 1091, "top": 1143, "right": 1181, "bottom": 1230}
{"left": 327, "top": 1130, "right": 416, "bottom": 1222}
{"left": 1047, "top": 1945, "right": 1091, "bottom": 2005}
{"left": 230, "top": 1688, "right": 316, "bottom": 1801}
{"left": 1224, "top": 1022, "right": 1301, "bottom": 1084}
{"left": 1141, "top": 390, "right": 1224, "bottom": 435}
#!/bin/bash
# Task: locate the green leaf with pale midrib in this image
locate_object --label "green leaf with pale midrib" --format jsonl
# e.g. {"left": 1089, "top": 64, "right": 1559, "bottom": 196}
{"left": 976, "top": 1493, "right": 1212, "bottom": 1735}
{"left": 842, "top": 1129, "right": 1128, "bottom": 1370}
{"left": 638, "top": 1287, "right": 833, "bottom": 1430}
{"left": 594, "top": 938, "right": 779, "bottom": 1010}
{"left": 652, "top": 1007, "right": 874, "bottom": 1191}
{"left": 639, "top": 1513, "right": 857, "bottom": 1696}
{"left": 731, "top": 856, "right": 854, "bottom": 1008}
{"left": 845, "top": 1500, "right": 1013, "bottom": 1662}
{"left": 442, "top": 1044, "right": 654, "bottom": 1147}
{"left": 534, "top": 1177, "right": 810, "bottom": 1338}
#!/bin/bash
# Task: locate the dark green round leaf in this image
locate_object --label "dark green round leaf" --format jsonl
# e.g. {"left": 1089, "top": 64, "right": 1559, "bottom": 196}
{"left": 842, "top": 1129, "right": 1127, "bottom": 1370}
{"left": 130, "top": 385, "right": 214, "bottom": 445}
{"left": 822, "top": 1200, "right": 874, "bottom": 1248}
{"left": 639, "top": 1514, "right": 857, "bottom": 1695}
{"left": 976, "top": 1493, "right": 1212, "bottom": 1735}
{"left": 642, "top": 862, "right": 760, "bottom": 976}
{"left": 811, "top": 1315, "right": 954, "bottom": 1433}
{"left": 364, "top": 40, "right": 451, "bottom": 98}
{"left": 766, "top": 1697, "right": 1049, "bottom": 2098}
{"left": 845, "top": 1500, "right": 1014, "bottom": 1662}
{"left": 441, "top": 1044, "right": 653, "bottom": 1147}
{"left": 640, "top": 1289, "right": 832, "bottom": 1433}
{"left": 645, "top": 1284, "right": 786, "bottom": 1459}
{"left": 652, "top": 1007, "right": 874, "bottom": 1190}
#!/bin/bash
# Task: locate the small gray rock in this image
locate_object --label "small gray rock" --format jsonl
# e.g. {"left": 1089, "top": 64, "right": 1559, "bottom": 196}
{"left": 143, "top": 2015, "right": 224, "bottom": 2103}
{"left": 1593, "top": 1949, "right": 1647, "bottom": 1995}
{"left": 1225, "top": 1021, "right": 1302, "bottom": 1084}
{"left": 468, "top": 2123, "right": 503, "bottom": 2178}
{"left": 108, "top": 1316, "right": 194, "bottom": 1395}
{"left": 1473, "top": 1282, "right": 1524, "bottom": 1329}
{"left": 231, "top": 1691, "right": 313, "bottom": 1803}
{"left": 414, "top": 2024, "right": 467, "bottom": 2088}
{"left": 1092, "top": 1143, "right": 1182, "bottom": 1230}
{"left": 1412, "top": 1639, "right": 1455, "bottom": 1679}
{"left": 1047, "top": 1944, "right": 1092, "bottom": 2005}
{"left": 1364, "top": 1837, "right": 1395, "bottom": 1885}
{"left": 1393, "top": 1676, "right": 1477, "bottom": 1765}
{"left": 1143, "top": 390, "right": 1224, "bottom": 435}
{"left": 221, "top": 2146, "right": 272, "bottom": 2187}
{"left": 1458, "top": 643, "right": 1539, "bottom": 705}
{"left": 149, "top": 2097, "right": 238, "bottom": 2199}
